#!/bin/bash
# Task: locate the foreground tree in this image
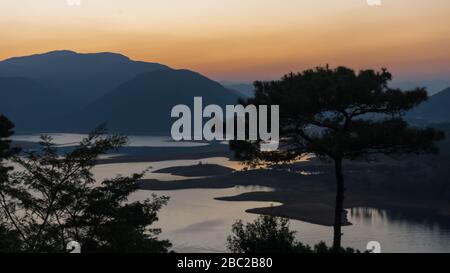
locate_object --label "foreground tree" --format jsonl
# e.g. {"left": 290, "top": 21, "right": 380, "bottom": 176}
{"left": 0, "top": 125, "right": 171, "bottom": 252}
{"left": 227, "top": 215, "right": 358, "bottom": 253}
{"left": 0, "top": 115, "right": 22, "bottom": 252}
{"left": 0, "top": 115, "right": 15, "bottom": 187}
{"left": 230, "top": 66, "right": 444, "bottom": 252}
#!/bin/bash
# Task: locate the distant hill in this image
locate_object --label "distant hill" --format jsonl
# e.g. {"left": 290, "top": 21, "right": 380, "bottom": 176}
{"left": 0, "top": 77, "right": 67, "bottom": 131}
{"left": 222, "top": 82, "right": 254, "bottom": 98}
{"left": 390, "top": 80, "right": 450, "bottom": 96}
{"left": 0, "top": 50, "right": 170, "bottom": 106}
{"left": 0, "top": 50, "right": 243, "bottom": 133}
{"left": 68, "top": 69, "right": 241, "bottom": 134}
{"left": 409, "top": 87, "right": 450, "bottom": 124}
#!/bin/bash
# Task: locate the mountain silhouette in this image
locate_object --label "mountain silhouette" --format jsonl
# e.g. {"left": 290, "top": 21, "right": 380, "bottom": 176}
{"left": 222, "top": 82, "right": 254, "bottom": 98}
{"left": 409, "top": 87, "right": 450, "bottom": 124}
{"left": 0, "top": 50, "right": 243, "bottom": 133}
{"left": 0, "top": 50, "right": 170, "bottom": 106}
{"left": 0, "top": 77, "right": 67, "bottom": 130}
{"left": 68, "top": 69, "right": 241, "bottom": 134}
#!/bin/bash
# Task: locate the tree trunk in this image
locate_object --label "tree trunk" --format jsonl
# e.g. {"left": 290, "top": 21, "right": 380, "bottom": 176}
{"left": 333, "top": 157, "right": 345, "bottom": 253}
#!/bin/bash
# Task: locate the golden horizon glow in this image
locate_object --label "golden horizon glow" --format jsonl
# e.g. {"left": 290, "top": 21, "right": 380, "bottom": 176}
{"left": 0, "top": 0, "right": 449, "bottom": 81}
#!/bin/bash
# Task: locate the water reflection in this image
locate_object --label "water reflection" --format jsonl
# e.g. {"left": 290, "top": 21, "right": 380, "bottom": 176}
{"left": 95, "top": 160, "right": 450, "bottom": 253}
{"left": 92, "top": 157, "right": 244, "bottom": 183}
{"left": 12, "top": 134, "right": 208, "bottom": 147}
{"left": 345, "top": 207, "right": 450, "bottom": 253}
{"left": 10, "top": 134, "right": 450, "bottom": 253}
{"left": 131, "top": 186, "right": 279, "bottom": 253}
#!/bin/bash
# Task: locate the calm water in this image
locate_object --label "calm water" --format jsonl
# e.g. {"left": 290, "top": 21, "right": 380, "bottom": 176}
{"left": 130, "top": 187, "right": 450, "bottom": 253}
{"left": 13, "top": 134, "right": 450, "bottom": 253}
{"left": 93, "top": 158, "right": 450, "bottom": 253}
{"left": 12, "top": 133, "right": 208, "bottom": 147}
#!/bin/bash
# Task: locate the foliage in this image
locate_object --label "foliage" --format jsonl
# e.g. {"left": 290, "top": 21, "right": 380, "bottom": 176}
{"left": 0, "top": 115, "right": 21, "bottom": 252}
{"left": 227, "top": 215, "right": 358, "bottom": 253}
{"left": 0, "top": 124, "right": 171, "bottom": 253}
{"left": 0, "top": 115, "right": 15, "bottom": 185}
{"left": 230, "top": 66, "right": 445, "bottom": 251}
{"left": 232, "top": 66, "right": 444, "bottom": 162}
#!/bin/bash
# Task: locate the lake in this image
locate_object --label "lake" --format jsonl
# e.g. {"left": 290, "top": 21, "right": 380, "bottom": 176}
{"left": 11, "top": 133, "right": 450, "bottom": 253}
{"left": 133, "top": 189, "right": 450, "bottom": 253}
{"left": 12, "top": 133, "right": 208, "bottom": 147}
{"left": 94, "top": 157, "right": 450, "bottom": 253}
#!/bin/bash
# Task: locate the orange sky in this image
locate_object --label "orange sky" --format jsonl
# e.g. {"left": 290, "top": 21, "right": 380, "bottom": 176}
{"left": 0, "top": 0, "right": 449, "bottom": 81}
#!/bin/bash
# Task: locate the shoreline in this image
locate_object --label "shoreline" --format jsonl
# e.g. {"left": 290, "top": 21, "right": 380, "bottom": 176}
{"left": 12, "top": 139, "right": 450, "bottom": 228}
{"left": 139, "top": 162, "right": 450, "bottom": 228}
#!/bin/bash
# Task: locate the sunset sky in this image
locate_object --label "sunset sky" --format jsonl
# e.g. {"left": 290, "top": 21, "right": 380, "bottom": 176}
{"left": 1, "top": 0, "right": 449, "bottom": 81}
